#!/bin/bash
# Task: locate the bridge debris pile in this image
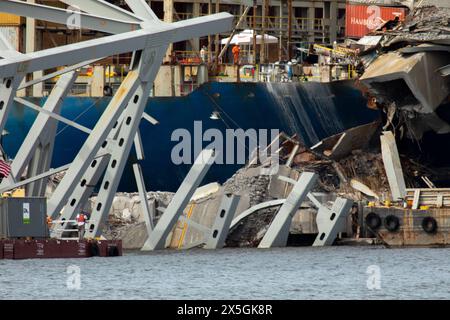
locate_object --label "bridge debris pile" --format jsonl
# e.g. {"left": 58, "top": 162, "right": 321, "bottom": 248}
{"left": 377, "top": 5, "right": 450, "bottom": 48}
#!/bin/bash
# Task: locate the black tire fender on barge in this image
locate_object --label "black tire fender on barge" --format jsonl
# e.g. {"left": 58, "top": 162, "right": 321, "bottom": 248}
{"left": 108, "top": 245, "right": 119, "bottom": 257}
{"left": 422, "top": 217, "right": 438, "bottom": 234}
{"left": 384, "top": 215, "right": 400, "bottom": 232}
{"left": 365, "top": 212, "right": 381, "bottom": 230}
{"left": 90, "top": 242, "right": 100, "bottom": 256}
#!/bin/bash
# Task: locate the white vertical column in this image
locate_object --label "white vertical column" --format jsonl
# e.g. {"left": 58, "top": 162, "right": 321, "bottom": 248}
{"left": 163, "top": 0, "right": 174, "bottom": 63}
{"left": 27, "top": 0, "right": 43, "bottom": 97}
{"left": 330, "top": 0, "right": 338, "bottom": 44}
{"left": 258, "top": 172, "right": 318, "bottom": 248}
{"left": 381, "top": 131, "right": 406, "bottom": 201}
{"left": 141, "top": 149, "right": 216, "bottom": 251}
{"left": 192, "top": 1, "right": 201, "bottom": 52}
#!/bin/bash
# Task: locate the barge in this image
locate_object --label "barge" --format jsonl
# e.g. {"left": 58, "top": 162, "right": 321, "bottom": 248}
{"left": 0, "top": 239, "right": 122, "bottom": 260}
{"left": 0, "top": 197, "right": 122, "bottom": 259}
{"left": 362, "top": 188, "right": 450, "bottom": 247}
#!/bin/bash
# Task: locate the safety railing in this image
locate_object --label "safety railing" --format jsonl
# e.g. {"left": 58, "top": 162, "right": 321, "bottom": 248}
{"left": 179, "top": 82, "right": 202, "bottom": 96}
{"left": 173, "top": 50, "right": 204, "bottom": 65}
{"left": 44, "top": 82, "right": 90, "bottom": 96}
{"left": 49, "top": 219, "right": 87, "bottom": 240}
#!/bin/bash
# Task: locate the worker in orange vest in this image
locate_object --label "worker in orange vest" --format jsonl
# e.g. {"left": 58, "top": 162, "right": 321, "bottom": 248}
{"left": 76, "top": 211, "right": 89, "bottom": 240}
{"left": 232, "top": 43, "right": 240, "bottom": 65}
{"left": 46, "top": 216, "right": 53, "bottom": 229}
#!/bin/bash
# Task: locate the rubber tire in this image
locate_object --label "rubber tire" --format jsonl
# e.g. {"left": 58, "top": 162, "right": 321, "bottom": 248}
{"left": 422, "top": 217, "right": 438, "bottom": 234}
{"left": 90, "top": 242, "right": 100, "bottom": 257}
{"left": 384, "top": 215, "right": 400, "bottom": 232}
{"left": 108, "top": 246, "right": 119, "bottom": 257}
{"left": 365, "top": 212, "right": 381, "bottom": 230}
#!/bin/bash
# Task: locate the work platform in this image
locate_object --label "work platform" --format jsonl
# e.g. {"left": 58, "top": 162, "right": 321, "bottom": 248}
{"left": 0, "top": 239, "right": 122, "bottom": 260}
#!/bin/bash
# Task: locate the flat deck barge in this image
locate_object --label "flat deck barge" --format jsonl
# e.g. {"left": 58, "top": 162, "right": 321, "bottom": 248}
{"left": 0, "top": 239, "right": 122, "bottom": 260}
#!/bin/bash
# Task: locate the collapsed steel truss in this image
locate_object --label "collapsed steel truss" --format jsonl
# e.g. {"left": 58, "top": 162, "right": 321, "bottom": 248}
{"left": 0, "top": 0, "right": 233, "bottom": 242}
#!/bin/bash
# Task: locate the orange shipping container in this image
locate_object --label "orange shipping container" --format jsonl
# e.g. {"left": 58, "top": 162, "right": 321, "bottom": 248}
{"left": 345, "top": 4, "right": 408, "bottom": 38}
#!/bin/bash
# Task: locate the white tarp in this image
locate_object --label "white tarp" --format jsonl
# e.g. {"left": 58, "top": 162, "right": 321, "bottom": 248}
{"left": 220, "top": 29, "right": 278, "bottom": 45}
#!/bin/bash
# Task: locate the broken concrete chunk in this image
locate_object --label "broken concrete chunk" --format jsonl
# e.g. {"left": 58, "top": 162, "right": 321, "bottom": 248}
{"left": 380, "top": 131, "right": 407, "bottom": 201}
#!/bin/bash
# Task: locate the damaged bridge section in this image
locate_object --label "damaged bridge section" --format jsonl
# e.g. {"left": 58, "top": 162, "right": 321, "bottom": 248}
{"left": 359, "top": 5, "right": 450, "bottom": 139}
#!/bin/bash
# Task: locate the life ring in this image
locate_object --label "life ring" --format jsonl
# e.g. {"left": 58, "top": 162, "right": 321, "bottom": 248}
{"left": 421, "top": 217, "right": 438, "bottom": 234}
{"left": 107, "top": 246, "right": 119, "bottom": 257}
{"left": 365, "top": 212, "right": 381, "bottom": 230}
{"left": 384, "top": 215, "right": 400, "bottom": 232}
{"left": 90, "top": 242, "right": 100, "bottom": 257}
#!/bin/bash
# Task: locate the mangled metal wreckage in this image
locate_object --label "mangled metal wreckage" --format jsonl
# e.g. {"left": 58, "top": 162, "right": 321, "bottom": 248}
{"left": 0, "top": 0, "right": 353, "bottom": 251}
{"left": 0, "top": 0, "right": 239, "bottom": 250}
{"left": 353, "top": 5, "right": 450, "bottom": 246}
{"left": 0, "top": 1, "right": 448, "bottom": 250}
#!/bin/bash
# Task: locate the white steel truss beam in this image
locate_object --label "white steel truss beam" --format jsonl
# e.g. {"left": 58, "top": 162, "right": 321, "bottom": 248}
{"left": 142, "top": 112, "right": 159, "bottom": 125}
{"left": 133, "top": 163, "right": 154, "bottom": 233}
{"left": 55, "top": 112, "right": 127, "bottom": 223}
{"left": 0, "top": 13, "right": 233, "bottom": 78}
{"left": 313, "top": 197, "right": 353, "bottom": 246}
{"left": 0, "top": 164, "right": 71, "bottom": 194}
{"left": 0, "top": 0, "right": 140, "bottom": 34}
{"left": 47, "top": 70, "right": 141, "bottom": 218}
{"left": 60, "top": 0, "right": 143, "bottom": 23}
{"left": 85, "top": 48, "right": 166, "bottom": 238}
{"left": 18, "top": 59, "right": 100, "bottom": 90}
{"left": 0, "top": 71, "right": 78, "bottom": 192}
{"left": 258, "top": 172, "right": 318, "bottom": 248}
{"left": 204, "top": 194, "right": 240, "bottom": 249}
{"left": 141, "top": 149, "right": 216, "bottom": 251}
{"left": 134, "top": 130, "right": 145, "bottom": 160}
{"left": 124, "top": 0, "right": 159, "bottom": 22}
{"left": 14, "top": 97, "right": 92, "bottom": 134}
{"left": 0, "top": 152, "right": 108, "bottom": 194}
{"left": 0, "top": 76, "right": 23, "bottom": 137}
{"left": 0, "top": 1, "right": 234, "bottom": 244}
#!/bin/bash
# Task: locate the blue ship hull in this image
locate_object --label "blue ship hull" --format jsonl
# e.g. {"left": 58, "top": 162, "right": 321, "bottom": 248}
{"left": 4, "top": 81, "right": 380, "bottom": 192}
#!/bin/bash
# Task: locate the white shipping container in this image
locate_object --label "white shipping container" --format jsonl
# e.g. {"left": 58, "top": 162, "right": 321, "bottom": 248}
{"left": 0, "top": 26, "right": 20, "bottom": 51}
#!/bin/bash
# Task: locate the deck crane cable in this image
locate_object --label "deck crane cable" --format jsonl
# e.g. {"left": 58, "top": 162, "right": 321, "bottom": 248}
{"left": 55, "top": 97, "right": 102, "bottom": 137}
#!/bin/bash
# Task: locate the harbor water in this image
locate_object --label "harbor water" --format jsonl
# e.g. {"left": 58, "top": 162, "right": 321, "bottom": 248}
{"left": 0, "top": 246, "right": 448, "bottom": 300}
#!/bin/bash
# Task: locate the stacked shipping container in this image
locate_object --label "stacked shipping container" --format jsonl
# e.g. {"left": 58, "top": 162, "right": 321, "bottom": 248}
{"left": 345, "top": 2, "right": 408, "bottom": 38}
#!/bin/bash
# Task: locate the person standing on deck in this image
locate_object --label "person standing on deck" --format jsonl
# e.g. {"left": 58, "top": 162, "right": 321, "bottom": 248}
{"left": 76, "top": 211, "right": 88, "bottom": 240}
{"left": 232, "top": 43, "right": 240, "bottom": 65}
{"left": 287, "top": 61, "right": 293, "bottom": 81}
{"left": 200, "top": 45, "right": 208, "bottom": 63}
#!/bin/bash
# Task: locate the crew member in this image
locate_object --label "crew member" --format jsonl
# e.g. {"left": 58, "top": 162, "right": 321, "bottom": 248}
{"left": 46, "top": 216, "right": 52, "bottom": 228}
{"left": 286, "top": 61, "right": 293, "bottom": 81}
{"left": 200, "top": 45, "right": 208, "bottom": 63}
{"left": 232, "top": 43, "right": 240, "bottom": 65}
{"left": 76, "top": 211, "right": 88, "bottom": 240}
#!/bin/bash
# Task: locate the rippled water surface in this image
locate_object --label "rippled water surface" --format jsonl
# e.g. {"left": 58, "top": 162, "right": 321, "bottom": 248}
{"left": 0, "top": 247, "right": 449, "bottom": 299}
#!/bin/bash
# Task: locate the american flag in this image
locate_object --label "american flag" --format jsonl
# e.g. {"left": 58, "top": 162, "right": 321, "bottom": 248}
{"left": 0, "top": 159, "right": 11, "bottom": 178}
